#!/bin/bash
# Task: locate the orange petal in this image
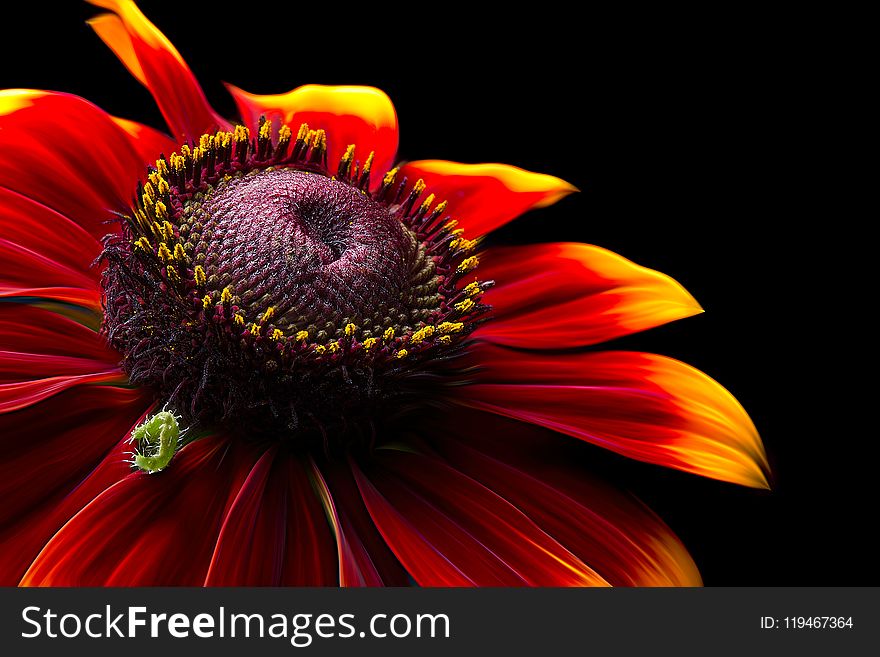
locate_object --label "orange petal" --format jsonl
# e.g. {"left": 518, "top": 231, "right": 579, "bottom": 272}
{"left": 87, "top": 0, "right": 227, "bottom": 140}
{"left": 457, "top": 345, "right": 770, "bottom": 488}
{"left": 226, "top": 83, "right": 399, "bottom": 176}
{"left": 399, "top": 160, "right": 577, "bottom": 237}
{"left": 476, "top": 242, "right": 703, "bottom": 347}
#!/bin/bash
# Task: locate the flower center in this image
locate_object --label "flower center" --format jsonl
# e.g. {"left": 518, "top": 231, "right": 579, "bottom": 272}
{"left": 101, "top": 120, "right": 489, "bottom": 444}
{"left": 190, "top": 168, "right": 437, "bottom": 340}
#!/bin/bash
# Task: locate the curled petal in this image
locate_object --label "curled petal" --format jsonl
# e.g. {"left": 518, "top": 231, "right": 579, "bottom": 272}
{"left": 87, "top": 0, "right": 228, "bottom": 140}
{"left": 226, "top": 83, "right": 399, "bottom": 177}
{"left": 0, "top": 386, "right": 152, "bottom": 584}
{"left": 457, "top": 344, "right": 769, "bottom": 488}
{"left": 399, "top": 160, "right": 577, "bottom": 236}
{"left": 352, "top": 450, "right": 608, "bottom": 586}
{"left": 475, "top": 243, "right": 703, "bottom": 348}
{"left": 204, "top": 450, "right": 338, "bottom": 586}
{"left": 22, "top": 435, "right": 265, "bottom": 586}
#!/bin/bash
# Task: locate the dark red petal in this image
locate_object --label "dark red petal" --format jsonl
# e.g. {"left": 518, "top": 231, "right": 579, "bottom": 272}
{"left": 0, "top": 386, "right": 152, "bottom": 585}
{"left": 0, "top": 187, "right": 101, "bottom": 279}
{"left": 424, "top": 414, "right": 701, "bottom": 586}
{"left": 399, "top": 160, "right": 576, "bottom": 237}
{"left": 475, "top": 243, "right": 702, "bottom": 348}
{"left": 0, "top": 238, "right": 100, "bottom": 311}
{"left": 87, "top": 1, "right": 228, "bottom": 140}
{"left": 226, "top": 83, "right": 399, "bottom": 178}
{"left": 0, "top": 90, "right": 155, "bottom": 238}
{"left": 352, "top": 450, "right": 608, "bottom": 586}
{"left": 204, "top": 449, "right": 338, "bottom": 586}
{"left": 21, "top": 434, "right": 265, "bottom": 586}
{"left": 311, "top": 460, "right": 409, "bottom": 587}
{"left": 0, "top": 304, "right": 117, "bottom": 363}
{"left": 0, "top": 373, "right": 129, "bottom": 414}
{"left": 456, "top": 344, "right": 769, "bottom": 488}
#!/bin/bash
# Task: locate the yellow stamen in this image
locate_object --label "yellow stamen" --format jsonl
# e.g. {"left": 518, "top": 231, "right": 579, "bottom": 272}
{"left": 202, "top": 294, "right": 212, "bottom": 310}
{"left": 419, "top": 193, "right": 435, "bottom": 214}
{"left": 156, "top": 158, "right": 168, "bottom": 176}
{"left": 383, "top": 327, "right": 395, "bottom": 342}
{"left": 220, "top": 286, "right": 234, "bottom": 305}
{"left": 434, "top": 200, "right": 449, "bottom": 215}
{"left": 383, "top": 167, "right": 399, "bottom": 186}
{"left": 444, "top": 219, "right": 459, "bottom": 230}
{"left": 362, "top": 151, "right": 375, "bottom": 176}
{"left": 314, "top": 344, "right": 326, "bottom": 355}
{"left": 457, "top": 238, "right": 477, "bottom": 252}
{"left": 439, "top": 335, "right": 452, "bottom": 345}
{"left": 327, "top": 340, "right": 341, "bottom": 353}
{"left": 173, "top": 243, "right": 186, "bottom": 262}
{"left": 295, "top": 330, "right": 310, "bottom": 341}
{"left": 157, "top": 178, "right": 170, "bottom": 195}
{"left": 249, "top": 323, "right": 261, "bottom": 336}
{"left": 270, "top": 328, "right": 284, "bottom": 341}
{"left": 157, "top": 243, "right": 172, "bottom": 263}
{"left": 194, "top": 266, "right": 206, "bottom": 287}
{"left": 296, "top": 123, "right": 309, "bottom": 141}
{"left": 234, "top": 125, "right": 249, "bottom": 144}
{"left": 259, "top": 120, "right": 271, "bottom": 140}
{"left": 261, "top": 306, "right": 275, "bottom": 324}
{"left": 134, "top": 237, "right": 152, "bottom": 252}
{"left": 180, "top": 144, "right": 192, "bottom": 160}
{"left": 363, "top": 337, "right": 378, "bottom": 350}
{"left": 344, "top": 322, "right": 357, "bottom": 337}
{"left": 278, "top": 124, "right": 292, "bottom": 143}
{"left": 165, "top": 264, "right": 179, "bottom": 283}
{"left": 412, "top": 178, "right": 426, "bottom": 196}
{"left": 457, "top": 256, "right": 479, "bottom": 273}
{"left": 454, "top": 298, "right": 475, "bottom": 313}
{"left": 438, "top": 321, "right": 464, "bottom": 334}
{"left": 463, "top": 281, "right": 482, "bottom": 296}
{"left": 233, "top": 313, "right": 245, "bottom": 326}
{"left": 395, "top": 349, "right": 408, "bottom": 360}
{"left": 410, "top": 325, "right": 435, "bottom": 344}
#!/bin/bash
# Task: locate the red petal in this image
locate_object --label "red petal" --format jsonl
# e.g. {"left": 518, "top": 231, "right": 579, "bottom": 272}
{"left": 0, "top": 386, "right": 152, "bottom": 585}
{"left": 352, "top": 451, "right": 608, "bottom": 586}
{"left": 399, "top": 160, "right": 576, "bottom": 237}
{"left": 475, "top": 243, "right": 702, "bottom": 348}
{"left": 310, "top": 460, "right": 409, "bottom": 587}
{"left": 204, "top": 449, "right": 338, "bottom": 586}
{"left": 425, "top": 415, "right": 701, "bottom": 586}
{"left": 111, "top": 116, "right": 177, "bottom": 163}
{"left": 0, "top": 90, "right": 155, "bottom": 238}
{"left": 0, "top": 304, "right": 117, "bottom": 363}
{"left": 0, "top": 238, "right": 100, "bottom": 311}
{"left": 0, "top": 372, "right": 128, "bottom": 414}
{"left": 226, "top": 83, "right": 399, "bottom": 176}
{"left": 456, "top": 344, "right": 769, "bottom": 488}
{"left": 0, "top": 187, "right": 101, "bottom": 279}
{"left": 22, "top": 434, "right": 265, "bottom": 586}
{"left": 87, "top": 1, "right": 228, "bottom": 140}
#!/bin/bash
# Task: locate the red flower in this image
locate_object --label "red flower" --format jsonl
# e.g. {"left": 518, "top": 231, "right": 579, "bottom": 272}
{"left": 0, "top": 0, "right": 768, "bottom": 586}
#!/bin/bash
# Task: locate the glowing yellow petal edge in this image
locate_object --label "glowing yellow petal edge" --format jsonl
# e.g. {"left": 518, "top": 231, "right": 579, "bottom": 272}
{"left": 0, "top": 89, "right": 47, "bottom": 116}
{"left": 406, "top": 160, "right": 578, "bottom": 207}
{"left": 226, "top": 83, "right": 398, "bottom": 132}
{"left": 555, "top": 242, "right": 704, "bottom": 327}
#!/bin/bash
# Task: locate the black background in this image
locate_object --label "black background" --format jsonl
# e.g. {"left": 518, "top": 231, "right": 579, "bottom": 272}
{"left": 1, "top": 3, "right": 867, "bottom": 585}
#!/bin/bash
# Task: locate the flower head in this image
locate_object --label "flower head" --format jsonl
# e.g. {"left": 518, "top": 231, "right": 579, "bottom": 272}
{"left": 0, "top": 0, "right": 768, "bottom": 586}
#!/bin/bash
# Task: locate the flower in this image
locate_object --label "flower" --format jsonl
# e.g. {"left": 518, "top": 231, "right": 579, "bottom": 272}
{"left": 0, "top": 0, "right": 768, "bottom": 586}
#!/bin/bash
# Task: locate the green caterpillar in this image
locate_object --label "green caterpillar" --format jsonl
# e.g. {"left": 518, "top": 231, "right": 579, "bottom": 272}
{"left": 130, "top": 411, "right": 181, "bottom": 474}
